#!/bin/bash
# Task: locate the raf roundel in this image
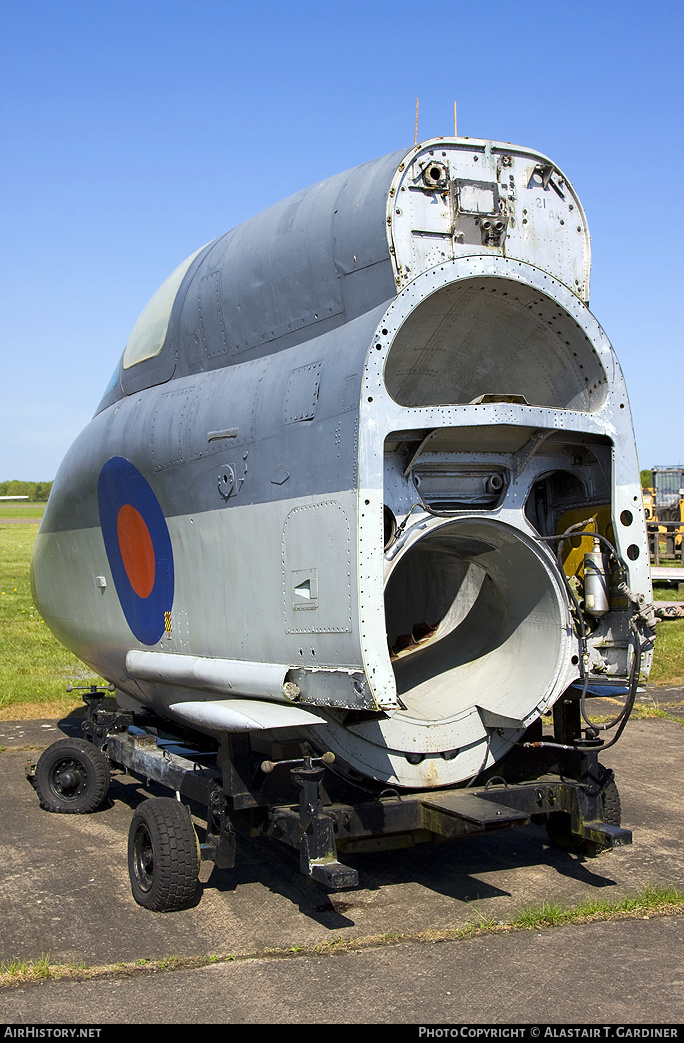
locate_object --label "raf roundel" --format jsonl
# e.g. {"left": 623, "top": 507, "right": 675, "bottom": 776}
{"left": 98, "top": 457, "right": 174, "bottom": 646}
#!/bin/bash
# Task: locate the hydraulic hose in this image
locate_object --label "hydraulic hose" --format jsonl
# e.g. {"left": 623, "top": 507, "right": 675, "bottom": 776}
{"left": 534, "top": 520, "right": 653, "bottom": 749}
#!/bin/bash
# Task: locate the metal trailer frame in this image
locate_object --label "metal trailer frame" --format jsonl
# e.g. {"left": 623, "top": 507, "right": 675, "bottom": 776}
{"left": 29, "top": 684, "right": 631, "bottom": 909}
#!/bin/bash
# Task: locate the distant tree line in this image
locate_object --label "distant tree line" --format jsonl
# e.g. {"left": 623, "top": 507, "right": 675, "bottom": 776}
{"left": 0, "top": 473, "right": 661, "bottom": 498}
{"left": 0, "top": 480, "right": 53, "bottom": 502}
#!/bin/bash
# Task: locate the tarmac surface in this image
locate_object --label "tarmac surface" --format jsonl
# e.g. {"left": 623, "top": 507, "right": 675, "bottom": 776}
{"left": 1, "top": 688, "right": 683, "bottom": 1025}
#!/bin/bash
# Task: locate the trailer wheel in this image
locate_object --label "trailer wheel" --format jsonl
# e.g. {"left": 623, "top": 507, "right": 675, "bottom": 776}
{"left": 128, "top": 797, "right": 200, "bottom": 912}
{"left": 35, "top": 737, "right": 110, "bottom": 814}
{"left": 545, "top": 768, "right": 621, "bottom": 854}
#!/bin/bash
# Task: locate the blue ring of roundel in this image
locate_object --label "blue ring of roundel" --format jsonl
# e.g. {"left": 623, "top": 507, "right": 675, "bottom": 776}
{"left": 97, "top": 457, "right": 174, "bottom": 646}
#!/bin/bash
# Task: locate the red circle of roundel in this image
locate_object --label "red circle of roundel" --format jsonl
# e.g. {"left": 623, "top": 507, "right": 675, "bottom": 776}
{"left": 117, "top": 504, "right": 156, "bottom": 599}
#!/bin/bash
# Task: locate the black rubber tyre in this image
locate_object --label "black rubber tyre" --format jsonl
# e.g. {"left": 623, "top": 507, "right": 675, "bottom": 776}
{"left": 545, "top": 767, "right": 621, "bottom": 854}
{"left": 128, "top": 797, "right": 200, "bottom": 912}
{"left": 35, "top": 737, "right": 110, "bottom": 814}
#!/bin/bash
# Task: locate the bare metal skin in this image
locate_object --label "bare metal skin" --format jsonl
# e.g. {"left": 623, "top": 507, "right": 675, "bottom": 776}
{"left": 32, "top": 137, "right": 652, "bottom": 790}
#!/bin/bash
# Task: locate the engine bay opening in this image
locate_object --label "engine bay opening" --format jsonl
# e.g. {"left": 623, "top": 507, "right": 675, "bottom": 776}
{"left": 384, "top": 518, "right": 567, "bottom": 723}
{"left": 384, "top": 277, "right": 607, "bottom": 411}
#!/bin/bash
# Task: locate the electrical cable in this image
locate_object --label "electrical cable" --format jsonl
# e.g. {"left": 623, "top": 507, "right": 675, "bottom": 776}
{"left": 386, "top": 502, "right": 424, "bottom": 548}
{"left": 389, "top": 509, "right": 652, "bottom": 757}
{"left": 592, "top": 618, "right": 645, "bottom": 751}
{"left": 533, "top": 519, "right": 652, "bottom": 747}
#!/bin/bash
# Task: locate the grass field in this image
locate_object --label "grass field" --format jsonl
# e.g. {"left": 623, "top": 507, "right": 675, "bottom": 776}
{"left": 0, "top": 521, "right": 102, "bottom": 719}
{"left": 0, "top": 521, "right": 682, "bottom": 720}
{"left": 648, "top": 556, "right": 684, "bottom": 685}
{"left": 0, "top": 503, "right": 46, "bottom": 520}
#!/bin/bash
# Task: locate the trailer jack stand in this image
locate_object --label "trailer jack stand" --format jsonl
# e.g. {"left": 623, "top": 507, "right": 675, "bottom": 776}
{"left": 290, "top": 757, "right": 358, "bottom": 890}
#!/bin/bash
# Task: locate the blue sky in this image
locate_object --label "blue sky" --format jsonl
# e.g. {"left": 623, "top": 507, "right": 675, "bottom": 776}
{"left": 1, "top": 0, "right": 682, "bottom": 480}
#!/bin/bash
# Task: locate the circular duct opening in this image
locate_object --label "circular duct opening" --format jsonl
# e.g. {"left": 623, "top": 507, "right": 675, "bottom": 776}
{"left": 384, "top": 277, "right": 607, "bottom": 411}
{"left": 385, "top": 519, "right": 566, "bottom": 714}
{"left": 316, "top": 518, "right": 570, "bottom": 790}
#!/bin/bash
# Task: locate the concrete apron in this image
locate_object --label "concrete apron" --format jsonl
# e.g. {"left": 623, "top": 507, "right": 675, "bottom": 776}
{"left": 0, "top": 698, "right": 682, "bottom": 968}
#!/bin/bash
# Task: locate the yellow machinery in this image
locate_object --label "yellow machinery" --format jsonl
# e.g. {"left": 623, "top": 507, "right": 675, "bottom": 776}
{"left": 647, "top": 469, "right": 684, "bottom": 556}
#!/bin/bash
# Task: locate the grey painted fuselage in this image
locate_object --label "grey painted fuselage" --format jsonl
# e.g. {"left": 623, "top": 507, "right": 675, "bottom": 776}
{"left": 32, "top": 137, "right": 652, "bottom": 789}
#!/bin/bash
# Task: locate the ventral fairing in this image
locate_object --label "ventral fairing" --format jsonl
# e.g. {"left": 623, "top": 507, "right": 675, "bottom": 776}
{"left": 29, "top": 138, "right": 655, "bottom": 910}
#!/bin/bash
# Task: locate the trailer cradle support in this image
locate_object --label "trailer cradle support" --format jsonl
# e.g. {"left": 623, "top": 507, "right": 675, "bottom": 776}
{"left": 281, "top": 756, "right": 358, "bottom": 890}
{"left": 68, "top": 699, "right": 631, "bottom": 892}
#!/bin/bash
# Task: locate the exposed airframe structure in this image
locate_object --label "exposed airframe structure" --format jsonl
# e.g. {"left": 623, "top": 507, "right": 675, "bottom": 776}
{"left": 30, "top": 138, "right": 655, "bottom": 909}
